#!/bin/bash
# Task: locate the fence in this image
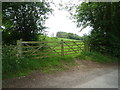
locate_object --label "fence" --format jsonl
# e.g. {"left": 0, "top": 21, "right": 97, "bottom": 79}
{"left": 17, "top": 39, "right": 89, "bottom": 59}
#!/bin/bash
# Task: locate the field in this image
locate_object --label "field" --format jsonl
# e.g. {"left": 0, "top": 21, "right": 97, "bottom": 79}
{"left": 22, "top": 36, "right": 84, "bottom": 58}
{"left": 3, "top": 37, "right": 83, "bottom": 78}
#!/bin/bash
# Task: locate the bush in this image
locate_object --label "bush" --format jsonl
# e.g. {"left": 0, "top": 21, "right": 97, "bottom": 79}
{"left": 2, "top": 45, "right": 34, "bottom": 77}
{"left": 2, "top": 45, "right": 76, "bottom": 78}
{"left": 76, "top": 51, "right": 119, "bottom": 63}
{"left": 2, "top": 45, "right": 18, "bottom": 73}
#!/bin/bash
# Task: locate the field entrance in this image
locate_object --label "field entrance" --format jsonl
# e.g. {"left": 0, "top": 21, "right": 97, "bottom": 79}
{"left": 17, "top": 39, "right": 84, "bottom": 59}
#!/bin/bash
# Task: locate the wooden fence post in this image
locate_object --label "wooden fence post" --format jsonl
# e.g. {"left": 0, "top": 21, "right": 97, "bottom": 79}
{"left": 84, "top": 39, "right": 89, "bottom": 52}
{"left": 61, "top": 40, "right": 64, "bottom": 56}
{"left": 17, "top": 39, "right": 22, "bottom": 57}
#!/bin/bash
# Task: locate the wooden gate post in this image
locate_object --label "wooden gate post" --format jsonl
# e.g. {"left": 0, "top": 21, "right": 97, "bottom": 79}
{"left": 17, "top": 39, "right": 22, "bottom": 57}
{"left": 84, "top": 39, "right": 89, "bottom": 52}
{"left": 61, "top": 40, "right": 64, "bottom": 56}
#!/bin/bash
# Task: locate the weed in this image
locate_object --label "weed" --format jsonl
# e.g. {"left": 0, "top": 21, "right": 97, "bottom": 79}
{"left": 2, "top": 45, "right": 75, "bottom": 79}
{"left": 3, "top": 39, "right": 118, "bottom": 79}
{"left": 76, "top": 51, "right": 118, "bottom": 63}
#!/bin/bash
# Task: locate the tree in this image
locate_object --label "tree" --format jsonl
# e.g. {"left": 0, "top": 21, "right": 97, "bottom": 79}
{"left": 2, "top": 2, "right": 52, "bottom": 44}
{"left": 56, "top": 31, "right": 81, "bottom": 40}
{"left": 67, "top": 33, "right": 73, "bottom": 39}
{"left": 56, "top": 31, "right": 67, "bottom": 38}
{"left": 75, "top": 2, "right": 120, "bottom": 57}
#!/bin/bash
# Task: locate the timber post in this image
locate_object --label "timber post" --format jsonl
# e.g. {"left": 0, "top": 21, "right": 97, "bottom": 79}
{"left": 61, "top": 39, "right": 64, "bottom": 56}
{"left": 17, "top": 39, "right": 22, "bottom": 57}
{"left": 84, "top": 39, "right": 89, "bottom": 52}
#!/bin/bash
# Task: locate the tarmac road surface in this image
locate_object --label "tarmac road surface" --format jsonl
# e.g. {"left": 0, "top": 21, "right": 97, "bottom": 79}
{"left": 3, "top": 60, "right": 118, "bottom": 88}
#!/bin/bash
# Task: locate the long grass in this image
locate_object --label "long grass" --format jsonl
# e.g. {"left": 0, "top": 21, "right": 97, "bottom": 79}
{"left": 3, "top": 37, "right": 118, "bottom": 79}
{"left": 3, "top": 45, "right": 76, "bottom": 79}
{"left": 76, "top": 51, "right": 118, "bottom": 63}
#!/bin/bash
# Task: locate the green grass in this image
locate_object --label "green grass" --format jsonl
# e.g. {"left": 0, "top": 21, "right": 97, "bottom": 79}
{"left": 38, "top": 36, "right": 84, "bottom": 56}
{"left": 76, "top": 51, "right": 119, "bottom": 63}
{"left": 3, "top": 55, "right": 76, "bottom": 79}
{"left": 3, "top": 37, "right": 118, "bottom": 79}
{"left": 3, "top": 50, "right": 118, "bottom": 79}
{"left": 40, "top": 36, "right": 79, "bottom": 42}
{"left": 3, "top": 45, "right": 118, "bottom": 79}
{"left": 23, "top": 36, "right": 84, "bottom": 58}
{"left": 2, "top": 44, "right": 76, "bottom": 79}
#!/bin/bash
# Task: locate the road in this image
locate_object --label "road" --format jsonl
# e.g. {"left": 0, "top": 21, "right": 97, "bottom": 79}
{"left": 3, "top": 60, "right": 118, "bottom": 88}
{"left": 74, "top": 70, "right": 118, "bottom": 88}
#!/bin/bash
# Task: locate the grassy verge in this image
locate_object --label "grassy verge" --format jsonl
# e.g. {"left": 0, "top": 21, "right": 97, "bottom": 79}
{"left": 3, "top": 41, "right": 118, "bottom": 79}
{"left": 76, "top": 51, "right": 119, "bottom": 63}
{"left": 3, "top": 54, "right": 77, "bottom": 79}
{"left": 3, "top": 51, "right": 118, "bottom": 79}
{"left": 2, "top": 38, "right": 83, "bottom": 79}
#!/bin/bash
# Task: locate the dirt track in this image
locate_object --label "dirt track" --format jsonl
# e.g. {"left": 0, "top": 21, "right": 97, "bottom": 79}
{"left": 3, "top": 60, "right": 118, "bottom": 88}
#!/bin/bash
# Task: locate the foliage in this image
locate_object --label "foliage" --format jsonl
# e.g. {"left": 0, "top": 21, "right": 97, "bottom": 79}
{"left": 3, "top": 38, "right": 118, "bottom": 79}
{"left": 76, "top": 51, "right": 118, "bottom": 63}
{"left": 2, "top": 45, "right": 30, "bottom": 75}
{"left": 2, "top": 2, "right": 52, "bottom": 44}
{"left": 75, "top": 2, "right": 120, "bottom": 58}
{"left": 56, "top": 31, "right": 82, "bottom": 40}
{"left": 2, "top": 44, "right": 76, "bottom": 79}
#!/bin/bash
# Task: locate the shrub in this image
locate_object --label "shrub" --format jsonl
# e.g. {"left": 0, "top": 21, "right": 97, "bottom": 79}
{"left": 76, "top": 51, "right": 119, "bottom": 63}
{"left": 2, "top": 45, "right": 33, "bottom": 76}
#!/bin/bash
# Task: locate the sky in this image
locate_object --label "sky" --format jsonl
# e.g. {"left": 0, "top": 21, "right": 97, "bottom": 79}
{"left": 45, "top": 0, "right": 92, "bottom": 37}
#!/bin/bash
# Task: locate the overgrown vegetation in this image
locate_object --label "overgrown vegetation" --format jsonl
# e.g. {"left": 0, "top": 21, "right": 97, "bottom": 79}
{"left": 2, "top": 2, "right": 119, "bottom": 80}
{"left": 74, "top": 2, "right": 120, "bottom": 58}
{"left": 76, "top": 51, "right": 118, "bottom": 63}
{"left": 3, "top": 45, "right": 76, "bottom": 79}
{"left": 3, "top": 38, "right": 118, "bottom": 79}
{"left": 2, "top": 2, "right": 52, "bottom": 44}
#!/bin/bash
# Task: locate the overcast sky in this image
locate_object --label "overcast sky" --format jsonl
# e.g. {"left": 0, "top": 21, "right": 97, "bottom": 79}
{"left": 45, "top": 0, "right": 92, "bottom": 37}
